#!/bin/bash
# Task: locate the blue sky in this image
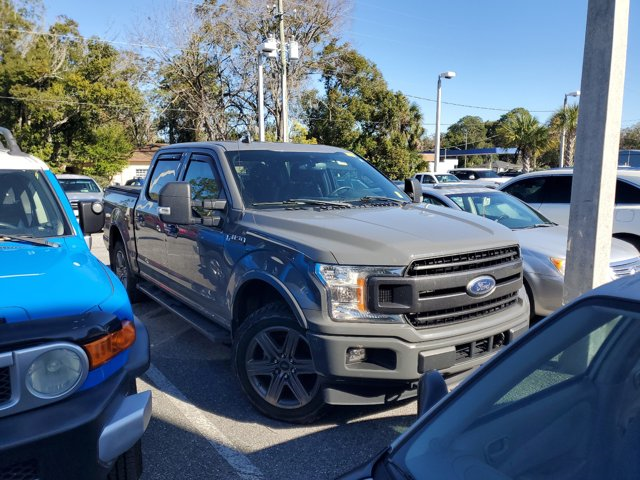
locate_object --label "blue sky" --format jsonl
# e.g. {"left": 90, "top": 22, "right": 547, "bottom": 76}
{"left": 43, "top": 0, "right": 639, "bottom": 136}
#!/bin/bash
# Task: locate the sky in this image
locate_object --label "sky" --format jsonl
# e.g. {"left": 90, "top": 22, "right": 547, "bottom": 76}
{"left": 42, "top": 0, "right": 639, "bottom": 137}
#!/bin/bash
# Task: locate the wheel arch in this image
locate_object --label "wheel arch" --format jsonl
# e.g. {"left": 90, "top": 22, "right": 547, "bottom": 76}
{"left": 613, "top": 232, "right": 640, "bottom": 251}
{"left": 232, "top": 273, "right": 308, "bottom": 337}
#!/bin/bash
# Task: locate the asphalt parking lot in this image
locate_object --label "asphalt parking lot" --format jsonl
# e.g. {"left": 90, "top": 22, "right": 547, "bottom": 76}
{"left": 90, "top": 234, "right": 417, "bottom": 479}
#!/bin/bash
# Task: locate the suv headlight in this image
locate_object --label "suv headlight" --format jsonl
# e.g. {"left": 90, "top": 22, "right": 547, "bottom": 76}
{"left": 26, "top": 347, "right": 86, "bottom": 398}
{"left": 315, "top": 264, "right": 404, "bottom": 322}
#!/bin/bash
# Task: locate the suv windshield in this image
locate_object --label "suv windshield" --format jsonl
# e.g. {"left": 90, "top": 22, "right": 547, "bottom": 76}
{"left": 226, "top": 150, "right": 409, "bottom": 207}
{"left": 0, "top": 170, "right": 71, "bottom": 238}
{"left": 446, "top": 191, "right": 553, "bottom": 229}
{"left": 58, "top": 177, "right": 101, "bottom": 193}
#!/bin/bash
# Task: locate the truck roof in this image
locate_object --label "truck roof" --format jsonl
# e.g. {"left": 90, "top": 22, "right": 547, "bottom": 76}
{"left": 0, "top": 150, "right": 49, "bottom": 171}
{"left": 157, "top": 141, "right": 351, "bottom": 154}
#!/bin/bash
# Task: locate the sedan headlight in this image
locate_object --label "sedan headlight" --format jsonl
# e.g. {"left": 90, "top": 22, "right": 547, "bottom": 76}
{"left": 315, "top": 264, "right": 404, "bottom": 322}
{"left": 26, "top": 348, "right": 86, "bottom": 398}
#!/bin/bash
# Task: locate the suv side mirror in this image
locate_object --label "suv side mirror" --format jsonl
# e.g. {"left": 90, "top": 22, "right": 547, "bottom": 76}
{"left": 404, "top": 178, "right": 423, "bottom": 203}
{"left": 417, "top": 370, "right": 448, "bottom": 417}
{"left": 77, "top": 201, "right": 105, "bottom": 234}
{"left": 159, "top": 182, "right": 193, "bottom": 225}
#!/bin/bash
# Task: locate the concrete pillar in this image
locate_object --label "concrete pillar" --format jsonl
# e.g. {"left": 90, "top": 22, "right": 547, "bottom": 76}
{"left": 563, "top": 0, "right": 629, "bottom": 304}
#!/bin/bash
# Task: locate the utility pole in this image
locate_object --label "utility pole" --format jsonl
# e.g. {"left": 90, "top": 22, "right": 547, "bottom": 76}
{"left": 563, "top": 0, "right": 629, "bottom": 303}
{"left": 277, "top": 0, "right": 288, "bottom": 142}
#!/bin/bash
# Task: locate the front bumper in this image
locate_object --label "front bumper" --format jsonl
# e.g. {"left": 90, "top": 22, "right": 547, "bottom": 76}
{"left": 0, "top": 317, "right": 150, "bottom": 480}
{"left": 307, "top": 290, "right": 529, "bottom": 405}
{"left": 526, "top": 271, "right": 564, "bottom": 317}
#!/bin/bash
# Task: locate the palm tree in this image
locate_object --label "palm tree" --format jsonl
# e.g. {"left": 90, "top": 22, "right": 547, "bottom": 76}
{"left": 497, "top": 110, "right": 549, "bottom": 172}
{"left": 549, "top": 104, "right": 579, "bottom": 166}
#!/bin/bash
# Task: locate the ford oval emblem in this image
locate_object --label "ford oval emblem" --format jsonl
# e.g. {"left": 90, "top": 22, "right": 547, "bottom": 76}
{"left": 466, "top": 275, "right": 497, "bottom": 298}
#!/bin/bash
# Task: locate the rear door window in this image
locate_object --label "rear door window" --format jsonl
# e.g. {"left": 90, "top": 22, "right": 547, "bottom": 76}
{"left": 147, "top": 154, "right": 182, "bottom": 202}
{"left": 615, "top": 180, "right": 639, "bottom": 205}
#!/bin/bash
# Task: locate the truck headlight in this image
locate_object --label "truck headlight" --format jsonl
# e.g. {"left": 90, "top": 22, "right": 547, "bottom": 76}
{"left": 315, "top": 264, "right": 404, "bottom": 322}
{"left": 26, "top": 348, "right": 86, "bottom": 398}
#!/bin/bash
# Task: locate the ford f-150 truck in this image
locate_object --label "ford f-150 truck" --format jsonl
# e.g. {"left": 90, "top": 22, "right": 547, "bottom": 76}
{"left": 0, "top": 128, "right": 151, "bottom": 479}
{"left": 103, "top": 141, "right": 529, "bottom": 423}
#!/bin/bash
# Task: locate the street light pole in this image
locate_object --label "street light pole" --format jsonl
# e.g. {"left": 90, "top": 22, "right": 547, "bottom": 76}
{"left": 559, "top": 90, "right": 580, "bottom": 168}
{"left": 258, "top": 54, "right": 265, "bottom": 142}
{"left": 277, "top": 0, "right": 288, "bottom": 142}
{"left": 434, "top": 71, "right": 456, "bottom": 173}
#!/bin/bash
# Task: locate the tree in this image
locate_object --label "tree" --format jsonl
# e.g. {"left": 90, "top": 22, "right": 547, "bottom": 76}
{"left": 443, "top": 116, "right": 488, "bottom": 166}
{"left": 496, "top": 109, "right": 549, "bottom": 172}
{"left": 303, "top": 43, "right": 425, "bottom": 179}
{"left": 620, "top": 123, "right": 640, "bottom": 149}
{"left": 0, "top": 1, "right": 148, "bottom": 173}
{"left": 548, "top": 104, "right": 579, "bottom": 166}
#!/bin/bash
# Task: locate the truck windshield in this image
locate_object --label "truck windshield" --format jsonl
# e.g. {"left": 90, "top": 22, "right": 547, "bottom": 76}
{"left": 0, "top": 170, "right": 71, "bottom": 238}
{"left": 58, "top": 177, "right": 101, "bottom": 193}
{"left": 226, "top": 150, "right": 409, "bottom": 207}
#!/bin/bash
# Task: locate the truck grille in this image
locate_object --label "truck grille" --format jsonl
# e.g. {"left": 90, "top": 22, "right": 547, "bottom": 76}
{"left": 0, "top": 367, "right": 10, "bottom": 405}
{"left": 611, "top": 257, "right": 640, "bottom": 278}
{"left": 408, "top": 292, "right": 518, "bottom": 328}
{"left": 407, "top": 246, "right": 520, "bottom": 276}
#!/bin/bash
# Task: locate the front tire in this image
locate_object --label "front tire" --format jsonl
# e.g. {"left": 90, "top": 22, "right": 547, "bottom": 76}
{"left": 233, "top": 303, "right": 326, "bottom": 424}
{"left": 111, "top": 240, "right": 142, "bottom": 303}
{"left": 107, "top": 440, "right": 143, "bottom": 480}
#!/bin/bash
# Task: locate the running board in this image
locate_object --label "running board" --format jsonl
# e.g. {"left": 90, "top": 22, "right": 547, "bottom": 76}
{"left": 137, "top": 282, "right": 231, "bottom": 344}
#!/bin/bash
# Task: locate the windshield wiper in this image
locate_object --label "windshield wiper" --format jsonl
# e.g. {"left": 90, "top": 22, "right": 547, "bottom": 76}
{"left": 253, "top": 199, "right": 353, "bottom": 208}
{"left": 358, "top": 196, "right": 408, "bottom": 205}
{"left": 384, "top": 456, "right": 416, "bottom": 480}
{"left": 0, "top": 235, "right": 60, "bottom": 248}
{"left": 518, "top": 223, "right": 555, "bottom": 229}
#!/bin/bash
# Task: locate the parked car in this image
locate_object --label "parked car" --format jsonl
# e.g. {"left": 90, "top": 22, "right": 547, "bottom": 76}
{"left": 413, "top": 172, "right": 462, "bottom": 186}
{"left": 125, "top": 177, "right": 145, "bottom": 186}
{"left": 449, "top": 168, "right": 510, "bottom": 187}
{"left": 500, "top": 168, "right": 640, "bottom": 249}
{"left": 56, "top": 174, "right": 104, "bottom": 219}
{"left": 0, "top": 128, "right": 151, "bottom": 480}
{"left": 103, "top": 141, "right": 530, "bottom": 423}
{"left": 421, "top": 185, "right": 640, "bottom": 319}
{"left": 342, "top": 272, "right": 640, "bottom": 480}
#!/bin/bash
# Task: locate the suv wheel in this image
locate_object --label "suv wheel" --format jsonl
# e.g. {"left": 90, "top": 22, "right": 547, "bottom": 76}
{"left": 111, "top": 240, "right": 142, "bottom": 303}
{"left": 233, "top": 303, "right": 326, "bottom": 423}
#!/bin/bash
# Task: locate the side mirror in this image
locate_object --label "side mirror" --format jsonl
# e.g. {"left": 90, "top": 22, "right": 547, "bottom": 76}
{"left": 158, "top": 182, "right": 193, "bottom": 225}
{"left": 404, "top": 178, "right": 423, "bottom": 203}
{"left": 417, "top": 370, "right": 448, "bottom": 417}
{"left": 77, "top": 201, "right": 105, "bottom": 234}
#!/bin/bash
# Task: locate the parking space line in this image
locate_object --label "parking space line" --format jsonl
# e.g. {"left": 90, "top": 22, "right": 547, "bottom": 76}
{"left": 145, "top": 364, "right": 265, "bottom": 480}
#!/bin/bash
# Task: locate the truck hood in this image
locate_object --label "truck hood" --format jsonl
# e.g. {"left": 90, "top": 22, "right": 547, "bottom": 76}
{"left": 515, "top": 224, "right": 639, "bottom": 263}
{"left": 0, "top": 238, "right": 114, "bottom": 323}
{"left": 244, "top": 204, "right": 518, "bottom": 265}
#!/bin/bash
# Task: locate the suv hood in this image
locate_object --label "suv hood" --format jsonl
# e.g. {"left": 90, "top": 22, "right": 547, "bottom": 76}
{"left": 245, "top": 204, "right": 518, "bottom": 265}
{"left": 0, "top": 239, "right": 114, "bottom": 323}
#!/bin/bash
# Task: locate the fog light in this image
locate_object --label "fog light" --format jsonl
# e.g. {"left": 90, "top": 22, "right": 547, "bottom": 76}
{"left": 346, "top": 347, "right": 367, "bottom": 364}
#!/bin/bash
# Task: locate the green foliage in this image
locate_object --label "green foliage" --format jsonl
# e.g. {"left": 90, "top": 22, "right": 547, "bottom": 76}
{"left": 620, "top": 123, "right": 640, "bottom": 150}
{"left": 443, "top": 115, "right": 489, "bottom": 166}
{"left": 304, "top": 43, "right": 425, "bottom": 179}
{"left": 0, "top": 0, "right": 148, "bottom": 175}
{"left": 496, "top": 108, "right": 549, "bottom": 172}
{"left": 548, "top": 104, "right": 579, "bottom": 167}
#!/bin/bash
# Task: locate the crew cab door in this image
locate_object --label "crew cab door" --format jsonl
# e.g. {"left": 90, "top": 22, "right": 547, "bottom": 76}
{"left": 166, "top": 152, "right": 230, "bottom": 324}
{"left": 134, "top": 152, "right": 183, "bottom": 284}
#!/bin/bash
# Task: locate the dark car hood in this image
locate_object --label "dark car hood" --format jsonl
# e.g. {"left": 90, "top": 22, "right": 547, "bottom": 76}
{"left": 243, "top": 204, "right": 518, "bottom": 265}
{"left": 0, "top": 238, "right": 114, "bottom": 323}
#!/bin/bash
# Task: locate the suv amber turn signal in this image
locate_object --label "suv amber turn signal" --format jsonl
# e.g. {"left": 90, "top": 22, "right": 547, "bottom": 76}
{"left": 83, "top": 321, "right": 136, "bottom": 369}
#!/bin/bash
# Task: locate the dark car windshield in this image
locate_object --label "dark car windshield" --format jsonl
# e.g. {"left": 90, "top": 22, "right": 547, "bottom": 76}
{"left": 390, "top": 300, "right": 640, "bottom": 479}
{"left": 58, "top": 177, "right": 101, "bottom": 193}
{"left": 225, "top": 149, "right": 409, "bottom": 207}
{"left": 475, "top": 170, "right": 501, "bottom": 179}
{"left": 446, "top": 191, "right": 553, "bottom": 229}
{"left": 0, "top": 170, "right": 71, "bottom": 238}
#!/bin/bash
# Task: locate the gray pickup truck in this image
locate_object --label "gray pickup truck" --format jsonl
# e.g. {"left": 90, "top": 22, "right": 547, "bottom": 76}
{"left": 103, "top": 141, "right": 529, "bottom": 423}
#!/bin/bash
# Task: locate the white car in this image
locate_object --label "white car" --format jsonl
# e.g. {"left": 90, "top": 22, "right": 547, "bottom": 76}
{"left": 500, "top": 169, "right": 640, "bottom": 250}
{"left": 448, "top": 168, "right": 510, "bottom": 187}
{"left": 413, "top": 172, "right": 462, "bottom": 186}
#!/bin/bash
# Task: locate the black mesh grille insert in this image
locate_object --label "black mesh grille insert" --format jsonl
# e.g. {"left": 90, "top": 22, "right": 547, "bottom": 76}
{"left": 0, "top": 367, "right": 10, "bottom": 404}
{"left": 408, "top": 292, "right": 518, "bottom": 328}
{"left": 0, "top": 460, "right": 39, "bottom": 480}
{"left": 408, "top": 246, "right": 520, "bottom": 276}
{"left": 378, "top": 286, "right": 394, "bottom": 304}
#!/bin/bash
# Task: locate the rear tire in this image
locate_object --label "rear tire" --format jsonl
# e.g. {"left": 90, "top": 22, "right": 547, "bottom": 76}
{"left": 107, "top": 440, "right": 143, "bottom": 480}
{"left": 233, "top": 303, "right": 327, "bottom": 424}
{"left": 111, "top": 240, "right": 142, "bottom": 303}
